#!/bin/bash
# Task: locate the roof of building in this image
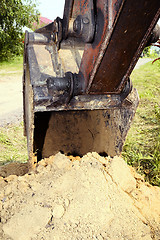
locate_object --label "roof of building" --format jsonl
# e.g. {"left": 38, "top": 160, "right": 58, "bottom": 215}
{"left": 39, "top": 16, "right": 52, "bottom": 25}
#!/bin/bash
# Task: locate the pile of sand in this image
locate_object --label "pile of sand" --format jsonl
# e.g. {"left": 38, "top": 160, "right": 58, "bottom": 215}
{"left": 0, "top": 152, "right": 160, "bottom": 240}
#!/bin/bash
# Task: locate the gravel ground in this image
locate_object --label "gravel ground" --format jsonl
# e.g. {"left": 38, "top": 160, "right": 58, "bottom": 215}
{"left": 134, "top": 58, "right": 152, "bottom": 69}
{"left": 0, "top": 71, "right": 23, "bottom": 126}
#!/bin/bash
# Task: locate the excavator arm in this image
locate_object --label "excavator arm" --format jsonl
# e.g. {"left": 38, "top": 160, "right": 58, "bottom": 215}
{"left": 23, "top": 0, "right": 160, "bottom": 164}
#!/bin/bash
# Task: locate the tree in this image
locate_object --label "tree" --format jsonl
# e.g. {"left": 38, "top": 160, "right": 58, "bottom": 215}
{"left": 142, "top": 46, "right": 151, "bottom": 57}
{"left": 0, "top": 0, "right": 39, "bottom": 61}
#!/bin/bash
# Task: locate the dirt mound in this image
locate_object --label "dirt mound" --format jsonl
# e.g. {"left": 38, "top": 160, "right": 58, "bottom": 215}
{"left": 0, "top": 152, "right": 160, "bottom": 240}
{"left": 0, "top": 162, "right": 28, "bottom": 178}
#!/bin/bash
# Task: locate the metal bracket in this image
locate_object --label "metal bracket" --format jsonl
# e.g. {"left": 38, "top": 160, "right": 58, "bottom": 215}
{"left": 63, "top": 0, "right": 95, "bottom": 43}
{"left": 73, "top": 11, "right": 95, "bottom": 43}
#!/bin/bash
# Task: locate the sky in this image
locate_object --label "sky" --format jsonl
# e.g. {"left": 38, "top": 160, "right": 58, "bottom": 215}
{"left": 37, "top": 1, "right": 160, "bottom": 26}
{"left": 38, "top": 0, "right": 65, "bottom": 20}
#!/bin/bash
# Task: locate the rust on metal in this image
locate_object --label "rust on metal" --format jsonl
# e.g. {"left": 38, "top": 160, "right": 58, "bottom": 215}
{"left": 87, "top": 0, "right": 160, "bottom": 94}
{"left": 79, "top": 0, "right": 124, "bottom": 91}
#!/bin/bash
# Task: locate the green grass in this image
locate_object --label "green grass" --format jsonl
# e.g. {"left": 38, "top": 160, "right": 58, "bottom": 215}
{"left": 0, "top": 56, "right": 23, "bottom": 72}
{"left": 0, "top": 122, "right": 28, "bottom": 165}
{"left": 122, "top": 60, "right": 160, "bottom": 186}
{"left": 0, "top": 56, "right": 27, "bottom": 166}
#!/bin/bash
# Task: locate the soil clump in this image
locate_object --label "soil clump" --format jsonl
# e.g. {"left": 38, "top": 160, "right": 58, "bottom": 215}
{"left": 0, "top": 152, "right": 160, "bottom": 240}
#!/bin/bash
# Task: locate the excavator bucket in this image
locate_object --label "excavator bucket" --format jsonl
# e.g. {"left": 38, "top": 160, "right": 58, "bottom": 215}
{"left": 23, "top": 0, "right": 160, "bottom": 164}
